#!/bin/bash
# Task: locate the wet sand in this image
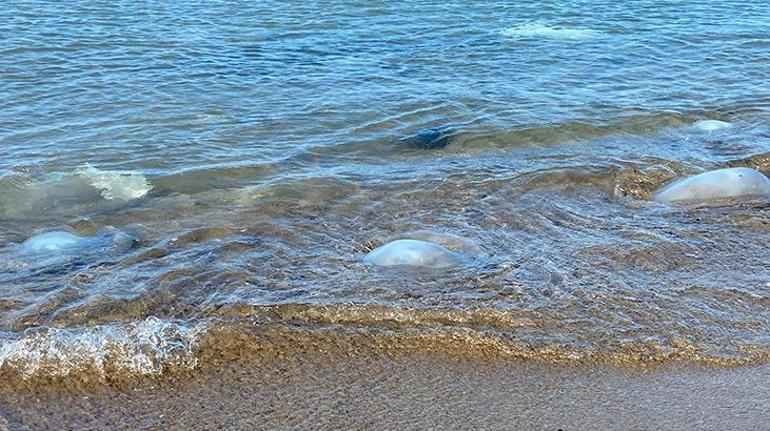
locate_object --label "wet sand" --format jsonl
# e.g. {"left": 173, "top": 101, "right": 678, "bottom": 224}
{"left": 1, "top": 346, "right": 767, "bottom": 430}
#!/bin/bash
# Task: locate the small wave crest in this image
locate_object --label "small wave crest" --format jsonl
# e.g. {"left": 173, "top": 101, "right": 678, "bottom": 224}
{"left": 0, "top": 310, "right": 766, "bottom": 386}
{"left": 0, "top": 317, "right": 202, "bottom": 380}
{"left": 0, "top": 165, "right": 153, "bottom": 219}
{"left": 500, "top": 23, "right": 603, "bottom": 40}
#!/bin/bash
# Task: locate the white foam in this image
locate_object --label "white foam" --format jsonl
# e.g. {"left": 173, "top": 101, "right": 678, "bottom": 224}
{"left": 76, "top": 164, "right": 153, "bottom": 200}
{"left": 500, "top": 23, "right": 602, "bottom": 40}
{"left": 0, "top": 317, "right": 203, "bottom": 379}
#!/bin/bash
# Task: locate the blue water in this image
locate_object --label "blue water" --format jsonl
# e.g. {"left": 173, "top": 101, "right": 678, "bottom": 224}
{"left": 3, "top": 1, "right": 769, "bottom": 173}
{"left": 1, "top": 1, "right": 769, "bottom": 378}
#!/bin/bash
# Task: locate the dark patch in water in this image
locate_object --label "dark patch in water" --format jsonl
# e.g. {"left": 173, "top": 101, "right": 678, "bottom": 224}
{"left": 396, "top": 126, "right": 459, "bottom": 150}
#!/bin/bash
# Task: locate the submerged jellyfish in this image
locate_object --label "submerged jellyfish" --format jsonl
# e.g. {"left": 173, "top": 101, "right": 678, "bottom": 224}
{"left": 692, "top": 119, "right": 732, "bottom": 132}
{"left": 396, "top": 125, "right": 458, "bottom": 150}
{"left": 14, "top": 227, "right": 134, "bottom": 257}
{"left": 653, "top": 167, "right": 770, "bottom": 204}
{"left": 18, "top": 231, "right": 90, "bottom": 253}
{"left": 363, "top": 239, "right": 464, "bottom": 268}
{"left": 2, "top": 227, "right": 134, "bottom": 272}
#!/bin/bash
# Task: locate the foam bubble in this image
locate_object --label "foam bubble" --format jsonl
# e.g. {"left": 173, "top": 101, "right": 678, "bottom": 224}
{"left": 0, "top": 317, "right": 203, "bottom": 379}
{"left": 76, "top": 164, "right": 153, "bottom": 200}
{"left": 500, "top": 23, "right": 602, "bottom": 40}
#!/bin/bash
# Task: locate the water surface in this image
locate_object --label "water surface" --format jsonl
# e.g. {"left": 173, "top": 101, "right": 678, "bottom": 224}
{"left": 1, "top": 0, "right": 770, "bottom": 380}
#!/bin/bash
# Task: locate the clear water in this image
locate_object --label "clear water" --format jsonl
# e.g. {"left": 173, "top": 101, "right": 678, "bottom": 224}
{"left": 1, "top": 0, "right": 770, "bottom": 379}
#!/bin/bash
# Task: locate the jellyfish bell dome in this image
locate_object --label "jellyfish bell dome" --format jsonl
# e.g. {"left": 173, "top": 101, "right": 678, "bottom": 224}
{"left": 692, "top": 119, "right": 732, "bottom": 132}
{"left": 653, "top": 167, "right": 770, "bottom": 204}
{"left": 363, "top": 239, "right": 464, "bottom": 268}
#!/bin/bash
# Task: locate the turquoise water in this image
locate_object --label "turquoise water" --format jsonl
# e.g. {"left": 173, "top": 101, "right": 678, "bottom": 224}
{"left": 1, "top": 1, "right": 769, "bottom": 379}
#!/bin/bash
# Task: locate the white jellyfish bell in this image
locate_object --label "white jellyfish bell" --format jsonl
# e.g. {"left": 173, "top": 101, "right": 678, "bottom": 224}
{"left": 692, "top": 119, "right": 732, "bottom": 132}
{"left": 653, "top": 167, "right": 770, "bottom": 204}
{"left": 14, "top": 227, "right": 134, "bottom": 257}
{"left": 363, "top": 239, "right": 464, "bottom": 268}
{"left": 17, "top": 231, "right": 91, "bottom": 254}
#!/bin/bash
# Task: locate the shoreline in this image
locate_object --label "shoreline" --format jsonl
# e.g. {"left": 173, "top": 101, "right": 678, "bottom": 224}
{"left": 1, "top": 341, "right": 767, "bottom": 430}
{"left": 2, "top": 320, "right": 766, "bottom": 389}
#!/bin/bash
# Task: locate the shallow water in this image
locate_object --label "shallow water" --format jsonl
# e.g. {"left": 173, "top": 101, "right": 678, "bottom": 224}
{"left": 1, "top": 0, "right": 770, "bottom": 380}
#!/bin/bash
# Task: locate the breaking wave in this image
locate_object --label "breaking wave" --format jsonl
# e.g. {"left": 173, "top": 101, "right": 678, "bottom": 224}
{"left": 0, "top": 317, "right": 202, "bottom": 380}
{"left": 1, "top": 303, "right": 768, "bottom": 385}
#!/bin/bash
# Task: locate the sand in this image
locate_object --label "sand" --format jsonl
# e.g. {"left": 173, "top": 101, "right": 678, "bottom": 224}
{"left": 0, "top": 346, "right": 767, "bottom": 430}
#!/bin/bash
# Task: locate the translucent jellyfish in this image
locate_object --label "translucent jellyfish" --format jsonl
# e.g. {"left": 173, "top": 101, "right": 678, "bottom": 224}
{"left": 692, "top": 119, "right": 732, "bottom": 132}
{"left": 18, "top": 231, "right": 90, "bottom": 253}
{"left": 396, "top": 125, "right": 457, "bottom": 150}
{"left": 653, "top": 167, "right": 770, "bottom": 204}
{"left": 1, "top": 228, "right": 134, "bottom": 272}
{"left": 363, "top": 239, "right": 464, "bottom": 268}
{"left": 13, "top": 227, "right": 134, "bottom": 257}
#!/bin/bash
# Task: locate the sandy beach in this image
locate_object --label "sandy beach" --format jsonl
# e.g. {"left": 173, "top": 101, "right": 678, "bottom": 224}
{"left": 1, "top": 330, "right": 767, "bottom": 430}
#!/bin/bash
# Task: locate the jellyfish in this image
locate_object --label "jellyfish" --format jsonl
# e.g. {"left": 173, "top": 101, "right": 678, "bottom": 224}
{"left": 364, "top": 239, "right": 464, "bottom": 268}
{"left": 17, "top": 231, "right": 90, "bottom": 254}
{"left": 653, "top": 167, "right": 770, "bottom": 204}
{"left": 692, "top": 119, "right": 732, "bottom": 132}
{"left": 11, "top": 227, "right": 134, "bottom": 260}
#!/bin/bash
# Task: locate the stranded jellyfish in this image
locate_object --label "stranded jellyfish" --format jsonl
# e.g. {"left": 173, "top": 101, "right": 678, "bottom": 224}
{"left": 653, "top": 167, "right": 770, "bottom": 204}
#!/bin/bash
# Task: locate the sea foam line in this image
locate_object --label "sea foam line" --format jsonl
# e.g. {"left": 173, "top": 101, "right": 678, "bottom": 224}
{"left": 0, "top": 317, "right": 203, "bottom": 379}
{"left": 500, "top": 22, "right": 603, "bottom": 40}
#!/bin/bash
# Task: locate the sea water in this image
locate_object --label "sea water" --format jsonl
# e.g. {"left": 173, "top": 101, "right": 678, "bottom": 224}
{"left": 1, "top": 0, "right": 770, "bottom": 381}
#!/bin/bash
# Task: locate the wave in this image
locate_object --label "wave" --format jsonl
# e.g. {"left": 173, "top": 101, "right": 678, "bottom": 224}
{"left": 0, "top": 317, "right": 202, "bottom": 381}
{"left": 0, "top": 111, "right": 754, "bottom": 218}
{"left": 0, "top": 165, "right": 152, "bottom": 219}
{"left": 1, "top": 304, "right": 768, "bottom": 385}
{"left": 500, "top": 23, "right": 603, "bottom": 40}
